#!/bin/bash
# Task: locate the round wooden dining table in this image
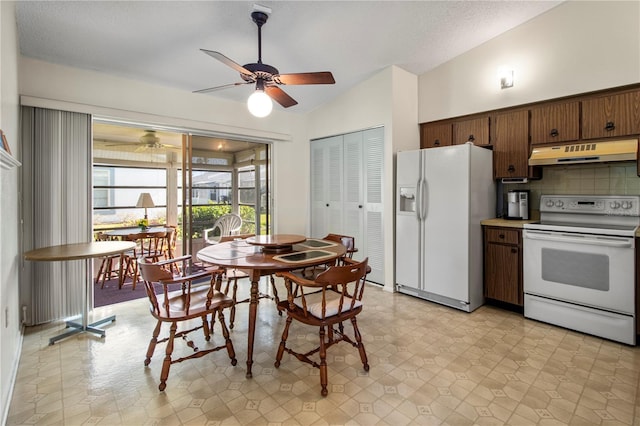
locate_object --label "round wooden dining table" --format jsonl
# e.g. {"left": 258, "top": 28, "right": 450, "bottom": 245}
{"left": 24, "top": 240, "right": 137, "bottom": 345}
{"left": 196, "top": 235, "right": 346, "bottom": 378}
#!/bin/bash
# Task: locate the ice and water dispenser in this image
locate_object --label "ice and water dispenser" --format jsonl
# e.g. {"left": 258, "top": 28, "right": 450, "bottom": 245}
{"left": 398, "top": 187, "right": 416, "bottom": 213}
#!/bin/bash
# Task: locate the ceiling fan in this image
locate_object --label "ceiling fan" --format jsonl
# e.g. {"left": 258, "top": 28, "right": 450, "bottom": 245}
{"left": 194, "top": 6, "right": 335, "bottom": 116}
{"left": 100, "top": 130, "right": 179, "bottom": 152}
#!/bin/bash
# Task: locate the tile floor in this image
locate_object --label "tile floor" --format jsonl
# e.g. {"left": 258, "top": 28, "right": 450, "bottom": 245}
{"left": 6, "top": 280, "right": 640, "bottom": 425}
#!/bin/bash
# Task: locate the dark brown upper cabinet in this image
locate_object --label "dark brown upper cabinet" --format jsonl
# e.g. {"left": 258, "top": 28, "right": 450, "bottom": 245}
{"left": 492, "top": 110, "right": 531, "bottom": 179}
{"left": 420, "top": 122, "right": 452, "bottom": 149}
{"left": 530, "top": 101, "right": 580, "bottom": 145}
{"left": 419, "top": 84, "right": 639, "bottom": 176}
{"left": 453, "top": 116, "right": 490, "bottom": 146}
{"left": 581, "top": 89, "right": 640, "bottom": 140}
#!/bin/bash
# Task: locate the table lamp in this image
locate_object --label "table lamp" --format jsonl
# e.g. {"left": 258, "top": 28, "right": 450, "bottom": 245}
{"left": 136, "top": 192, "right": 155, "bottom": 220}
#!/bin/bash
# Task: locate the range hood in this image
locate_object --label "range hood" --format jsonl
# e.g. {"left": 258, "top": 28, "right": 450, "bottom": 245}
{"left": 529, "top": 139, "right": 638, "bottom": 166}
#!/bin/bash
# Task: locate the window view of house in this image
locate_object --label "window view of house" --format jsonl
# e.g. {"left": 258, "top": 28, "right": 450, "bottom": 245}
{"left": 93, "top": 166, "right": 167, "bottom": 227}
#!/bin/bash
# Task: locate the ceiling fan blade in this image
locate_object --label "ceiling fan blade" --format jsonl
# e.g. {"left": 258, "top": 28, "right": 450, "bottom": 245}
{"left": 161, "top": 144, "right": 181, "bottom": 150}
{"left": 265, "top": 86, "right": 298, "bottom": 108}
{"left": 274, "top": 72, "right": 335, "bottom": 85}
{"left": 193, "top": 81, "right": 252, "bottom": 94}
{"left": 101, "top": 142, "right": 137, "bottom": 147}
{"left": 200, "top": 49, "right": 255, "bottom": 78}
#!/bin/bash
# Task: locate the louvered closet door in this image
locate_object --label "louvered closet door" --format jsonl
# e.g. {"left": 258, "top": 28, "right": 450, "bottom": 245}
{"left": 343, "top": 132, "right": 364, "bottom": 252}
{"left": 362, "top": 127, "right": 384, "bottom": 284}
{"left": 310, "top": 136, "right": 343, "bottom": 238}
{"left": 310, "top": 127, "right": 384, "bottom": 284}
{"left": 310, "top": 141, "right": 326, "bottom": 237}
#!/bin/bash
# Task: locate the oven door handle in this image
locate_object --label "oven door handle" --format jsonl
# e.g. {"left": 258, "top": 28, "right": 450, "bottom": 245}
{"left": 523, "top": 230, "right": 634, "bottom": 248}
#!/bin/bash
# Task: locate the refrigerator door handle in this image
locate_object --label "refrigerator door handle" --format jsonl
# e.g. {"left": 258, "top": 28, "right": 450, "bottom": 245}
{"left": 416, "top": 178, "right": 423, "bottom": 221}
{"left": 421, "top": 178, "right": 428, "bottom": 221}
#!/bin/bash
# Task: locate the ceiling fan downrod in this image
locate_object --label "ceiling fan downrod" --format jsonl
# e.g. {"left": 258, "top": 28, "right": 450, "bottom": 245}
{"left": 251, "top": 11, "right": 268, "bottom": 64}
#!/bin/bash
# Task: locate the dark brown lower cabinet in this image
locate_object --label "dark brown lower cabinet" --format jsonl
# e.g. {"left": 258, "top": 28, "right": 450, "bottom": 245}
{"left": 483, "top": 226, "right": 523, "bottom": 306}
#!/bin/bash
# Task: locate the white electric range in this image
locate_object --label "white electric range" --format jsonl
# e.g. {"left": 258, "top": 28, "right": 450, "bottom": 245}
{"left": 523, "top": 195, "right": 639, "bottom": 345}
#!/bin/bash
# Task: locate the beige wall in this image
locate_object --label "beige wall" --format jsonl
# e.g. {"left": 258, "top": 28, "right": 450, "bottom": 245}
{"left": 0, "top": 1, "right": 22, "bottom": 421}
{"left": 419, "top": 1, "right": 640, "bottom": 121}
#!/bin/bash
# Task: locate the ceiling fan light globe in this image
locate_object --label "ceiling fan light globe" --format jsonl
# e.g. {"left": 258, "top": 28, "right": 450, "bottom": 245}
{"left": 247, "top": 90, "right": 273, "bottom": 117}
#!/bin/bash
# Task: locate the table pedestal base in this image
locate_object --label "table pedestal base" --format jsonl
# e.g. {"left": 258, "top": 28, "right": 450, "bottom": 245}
{"left": 49, "top": 315, "right": 116, "bottom": 345}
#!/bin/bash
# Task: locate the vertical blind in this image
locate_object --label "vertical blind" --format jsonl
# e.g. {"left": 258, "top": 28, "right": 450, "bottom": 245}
{"left": 21, "top": 107, "right": 91, "bottom": 325}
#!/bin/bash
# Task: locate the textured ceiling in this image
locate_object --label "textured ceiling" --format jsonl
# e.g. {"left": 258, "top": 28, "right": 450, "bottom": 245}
{"left": 15, "top": 1, "right": 563, "bottom": 114}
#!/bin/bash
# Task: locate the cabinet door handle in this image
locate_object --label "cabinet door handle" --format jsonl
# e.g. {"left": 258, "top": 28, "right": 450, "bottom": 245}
{"left": 499, "top": 234, "right": 505, "bottom": 239}
{"left": 434, "top": 139, "right": 440, "bottom": 146}
{"left": 468, "top": 134, "right": 475, "bottom": 142}
{"left": 507, "top": 165, "right": 515, "bottom": 172}
{"left": 358, "top": 205, "right": 363, "bottom": 208}
{"left": 326, "top": 203, "right": 329, "bottom": 207}
{"left": 511, "top": 248, "right": 518, "bottom": 253}
{"left": 605, "top": 121, "right": 615, "bottom": 131}
{"left": 550, "top": 128, "right": 559, "bottom": 137}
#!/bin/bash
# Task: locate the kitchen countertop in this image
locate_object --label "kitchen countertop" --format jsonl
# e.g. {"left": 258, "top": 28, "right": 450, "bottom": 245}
{"left": 481, "top": 210, "right": 540, "bottom": 229}
{"left": 480, "top": 218, "right": 538, "bottom": 228}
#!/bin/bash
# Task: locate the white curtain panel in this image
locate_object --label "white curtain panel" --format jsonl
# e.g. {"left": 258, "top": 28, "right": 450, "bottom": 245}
{"left": 21, "top": 107, "right": 91, "bottom": 325}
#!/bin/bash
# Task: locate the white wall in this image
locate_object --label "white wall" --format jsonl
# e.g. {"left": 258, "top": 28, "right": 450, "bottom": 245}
{"left": 419, "top": 1, "right": 640, "bottom": 121}
{"left": 0, "top": 1, "right": 23, "bottom": 422}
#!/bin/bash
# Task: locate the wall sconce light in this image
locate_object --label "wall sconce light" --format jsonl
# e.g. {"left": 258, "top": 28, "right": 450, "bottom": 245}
{"left": 498, "top": 67, "right": 514, "bottom": 89}
{"left": 136, "top": 192, "right": 155, "bottom": 220}
{"left": 247, "top": 80, "right": 273, "bottom": 117}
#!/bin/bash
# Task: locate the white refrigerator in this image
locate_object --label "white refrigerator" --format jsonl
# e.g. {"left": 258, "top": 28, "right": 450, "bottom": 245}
{"left": 395, "top": 143, "right": 495, "bottom": 312}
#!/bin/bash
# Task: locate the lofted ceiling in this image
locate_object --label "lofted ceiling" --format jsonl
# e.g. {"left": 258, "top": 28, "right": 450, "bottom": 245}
{"left": 16, "top": 1, "right": 563, "bottom": 115}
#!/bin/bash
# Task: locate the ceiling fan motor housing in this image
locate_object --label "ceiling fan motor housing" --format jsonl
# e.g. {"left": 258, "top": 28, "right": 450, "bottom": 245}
{"left": 140, "top": 130, "right": 160, "bottom": 144}
{"left": 241, "top": 63, "right": 279, "bottom": 82}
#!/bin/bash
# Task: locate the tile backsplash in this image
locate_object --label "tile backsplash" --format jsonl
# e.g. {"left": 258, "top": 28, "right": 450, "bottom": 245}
{"left": 502, "top": 162, "right": 640, "bottom": 211}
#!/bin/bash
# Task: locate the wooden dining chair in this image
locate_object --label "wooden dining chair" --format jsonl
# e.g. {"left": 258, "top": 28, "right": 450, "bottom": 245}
{"left": 94, "top": 232, "right": 125, "bottom": 288}
{"left": 162, "top": 226, "right": 177, "bottom": 260}
{"left": 122, "top": 231, "right": 168, "bottom": 289}
{"left": 137, "top": 255, "right": 236, "bottom": 391}
{"left": 162, "top": 225, "right": 179, "bottom": 274}
{"left": 274, "top": 257, "right": 370, "bottom": 396}
{"left": 294, "top": 233, "right": 359, "bottom": 280}
{"left": 325, "top": 233, "right": 358, "bottom": 261}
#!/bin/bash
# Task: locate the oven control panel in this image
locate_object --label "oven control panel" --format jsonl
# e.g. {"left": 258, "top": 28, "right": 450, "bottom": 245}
{"left": 540, "top": 195, "right": 640, "bottom": 216}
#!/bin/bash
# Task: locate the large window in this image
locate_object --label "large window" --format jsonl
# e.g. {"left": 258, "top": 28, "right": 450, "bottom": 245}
{"left": 93, "top": 165, "right": 166, "bottom": 229}
{"left": 92, "top": 123, "right": 271, "bottom": 243}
